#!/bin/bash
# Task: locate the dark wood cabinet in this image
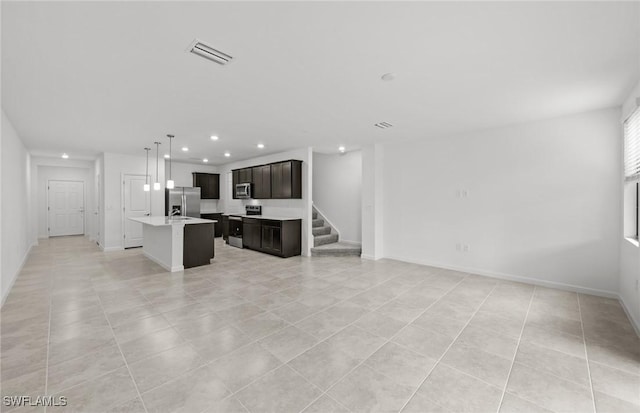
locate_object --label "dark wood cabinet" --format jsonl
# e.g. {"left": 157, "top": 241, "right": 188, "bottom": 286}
{"left": 232, "top": 160, "right": 301, "bottom": 200}
{"left": 201, "top": 213, "right": 223, "bottom": 237}
{"left": 271, "top": 160, "right": 302, "bottom": 199}
{"left": 183, "top": 223, "right": 214, "bottom": 269}
{"left": 242, "top": 218, "right": 261, "bottom": 250}
{"left": 232, "top": 170, "right": 239, "bottom": 199}
{"left": 241, "top": 217, "right": 301, "bottom": 258}
{"left": 252, "top": 164, "right": 271, "bottom": 199}
{"left": 192, "top": 173, "right": 220, "bottom": 199}
{"left": 222, "top": 215, "right": 229, "bottom": 241}
{"left": 261, "top": 222, "right": 282, "bottom": 254}
{"left": 231, "top": 168, "right": 253, "bottom": 199}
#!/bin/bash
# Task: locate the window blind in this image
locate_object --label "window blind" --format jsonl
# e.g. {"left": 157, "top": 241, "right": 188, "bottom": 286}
{"left": 624, "top": 107, "right": 640, "bottom": 180}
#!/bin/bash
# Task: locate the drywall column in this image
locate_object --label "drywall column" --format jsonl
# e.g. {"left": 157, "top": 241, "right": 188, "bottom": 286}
{"left": 361, "top": 144, "right": 384, "bottom": 260}
{"left": 304, "top": 147, "right": 313, "bottom": 257}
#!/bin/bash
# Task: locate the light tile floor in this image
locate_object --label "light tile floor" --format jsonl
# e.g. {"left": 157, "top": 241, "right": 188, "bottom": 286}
{"left": 1, "top": 236, "right": 639, "bottom": 413}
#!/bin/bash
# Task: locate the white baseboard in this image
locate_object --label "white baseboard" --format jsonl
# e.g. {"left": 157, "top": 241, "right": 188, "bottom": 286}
{"left": 361, "top": 254, "right": 381, "bottom": 261}
{"left": 340, "top": 240, "right": 362, "bottom": 246}
{"left": 142, "top": 251, "right": 183, "bottom": 272}
{"left": 1, "top": 242, "right": 35, "bottom": 307}
{"left": 619, "top": 295, "right": 640, "bottom": 337}
{"left": 384, "top": 254, "right": 619, "bottom": 298}
{"left": 101, "top": 245, "right": 124, "bottom": 252}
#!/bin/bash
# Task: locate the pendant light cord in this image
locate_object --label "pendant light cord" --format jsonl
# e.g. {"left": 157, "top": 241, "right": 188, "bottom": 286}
{"left": 144, "top": 148, "right": 150, "bottom": 184}
{"left": 167, "top": 134, "right": 174, "bottom": 180}
{"left": 154, "top": 142, "right": 160, "bottom": 183}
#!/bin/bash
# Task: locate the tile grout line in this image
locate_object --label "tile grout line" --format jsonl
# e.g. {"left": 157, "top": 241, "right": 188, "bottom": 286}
{"left": 95, "top": 293, "right": 150, "bottom": 413}
{"left": 181, "top": 268, "right": 441, "bottom": 412}
{"left": 43, "top": 274, "right": 54, "bottom": 413}
{"left": 396, "top": 280, "right": 500, "bottom": 413}
{"left": 495, "top": 285, "right": 536, "bottom": 413}
{"left": 125, "top": 298, "right": 350, "bottom": 413}
{"left": 294, "top": 271, "right": 471, "bottom": 413}
{"left": 576, "top": 294, "right": 598, "bottom": 413}
{"left": 9, "top": 240, "right": 638, "bottom": 413}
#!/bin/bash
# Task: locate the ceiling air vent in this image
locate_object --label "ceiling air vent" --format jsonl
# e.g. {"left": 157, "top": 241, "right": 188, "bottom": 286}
{"left": 188, "top": 39, "right": 233, "bottom": 65}
{"left": 374, "top": 122, "right": 393, "bottom": 129}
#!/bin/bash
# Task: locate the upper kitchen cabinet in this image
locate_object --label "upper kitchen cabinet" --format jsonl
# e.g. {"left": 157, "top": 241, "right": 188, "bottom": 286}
{"left": 192, "top": 173, "right": 220, "bottom": 199}
{"left": 232, "top": 160, "right": 301, "bottom": 199}
{"left": 239, "top": 168, "right": 252, "bottom": 183}
{"left": 232, "top": 168, "right": 253, "bottom": 199}
{"left": 252, "top": 164, "right": 271, "bottom": 199}
{"left": 271, "top": 160, "right": 302, "bottom": 199}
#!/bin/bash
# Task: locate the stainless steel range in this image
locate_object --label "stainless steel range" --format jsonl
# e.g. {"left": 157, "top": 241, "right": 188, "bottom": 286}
{"left": 228, "top": 205, "right": 262, "bottom": 248}
{"left": 245, "top": 205, "right": 262, "bottom": 216}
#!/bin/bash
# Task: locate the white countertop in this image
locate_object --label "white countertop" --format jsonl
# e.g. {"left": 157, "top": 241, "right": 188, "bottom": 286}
{"left": 129, "top": 216, "right": 217, "bottom": 227}
{"left": 222, "top": 213, "right": 302, "bottom": 221}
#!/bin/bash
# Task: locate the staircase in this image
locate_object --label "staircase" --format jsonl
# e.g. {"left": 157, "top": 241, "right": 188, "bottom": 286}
{"left": 310, "top": 208, "right": 361, "bottom": 257}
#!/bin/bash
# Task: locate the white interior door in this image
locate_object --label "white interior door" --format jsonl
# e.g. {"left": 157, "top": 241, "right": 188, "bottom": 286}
{"left": 123, "top": 174, "right": 150, "bottom": 248}
{"left": 48, "top": 180, "right": 85, "bottom": 237}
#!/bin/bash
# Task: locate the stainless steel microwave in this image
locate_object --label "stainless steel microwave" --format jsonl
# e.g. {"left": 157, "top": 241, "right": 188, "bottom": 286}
{"left": 235, "top": 183, "right": 252, "bottom": 199}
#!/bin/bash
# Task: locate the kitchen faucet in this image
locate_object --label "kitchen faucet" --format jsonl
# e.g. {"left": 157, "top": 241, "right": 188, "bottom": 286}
{"left": 170, "top": 207, "right": 181, "bottom": 217}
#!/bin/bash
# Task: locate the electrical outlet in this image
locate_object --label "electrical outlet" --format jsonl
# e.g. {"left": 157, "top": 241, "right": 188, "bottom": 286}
{"left": 463, "top": 244, "right": 470, "bottom": 252}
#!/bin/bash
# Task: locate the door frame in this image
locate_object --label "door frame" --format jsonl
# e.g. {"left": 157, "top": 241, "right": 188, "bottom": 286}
{"left": 121, "top": 173, "right": 150, "bottom": 249}
{"left": 47, "top": 179, "right": 86, "bottom": 237}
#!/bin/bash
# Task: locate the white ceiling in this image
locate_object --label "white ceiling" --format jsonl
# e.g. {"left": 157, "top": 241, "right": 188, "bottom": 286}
{"left": 2, "top": 1, "right": 639, "bottom": 164}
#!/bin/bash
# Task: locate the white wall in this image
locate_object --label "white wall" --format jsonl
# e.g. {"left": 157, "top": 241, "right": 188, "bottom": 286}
{"left": 620, "top": 80, "right": 640, "bottom": 331}
{"left": 362, "top": 144, "right": 385, "bottom": 260}
{"left": 312, "top": 151, "right": 362, "bottom": 243}
{"left": 166, "top": 160, "right": 220, "bottom": 213}
{"left": 381, "top": 108, "right": 622, "bottom": 296}
{"left": 102, "top": 152, "right": 165, "bottom": 250}
{"left": 1, "top": 109, "right": 33, "bottom": 304}
{"left": 218, "top": 148, "right": 313, "bottom": 256}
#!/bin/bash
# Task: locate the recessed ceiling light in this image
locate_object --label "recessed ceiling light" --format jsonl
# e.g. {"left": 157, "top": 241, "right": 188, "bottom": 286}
{"left": 338, "top": 146, "right": 346, "bottom": 153}
{"left": 203, "top": 158, "right": 208, "bottom": 163}
{"left": 224, "top": 152, "right": 231, "bottom": 157}
{"left": 210, "top": 135, "right": 219, "bottom": 141}
{"left": 181, "top": 147, "right": 189, "bottom": 152}
{"left": 61, "top": 153, "right": 69, "bottom": 159}
{"left": 257, "top": 143, "right": 265, "bottom": 149}
{"left": 381, "top": 73, "right": 396, "bottom": 81}
{"left": 164, "top": 154, "right": 170, "bottom": 159}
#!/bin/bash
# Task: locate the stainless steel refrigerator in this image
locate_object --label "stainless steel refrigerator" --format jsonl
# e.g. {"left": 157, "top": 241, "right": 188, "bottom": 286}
{"left": 165, "top": 187, "right": 201, "bottom": 218}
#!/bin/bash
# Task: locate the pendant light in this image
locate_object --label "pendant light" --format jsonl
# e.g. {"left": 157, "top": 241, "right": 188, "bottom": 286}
{"left": 143, "top": 147, "right": 151, "bottom": 191}
{"left": 166, "top": 134, "right": 175, "bottom": 189}
{"left": 153, "top": 141, "right": 161, "bottom": 190}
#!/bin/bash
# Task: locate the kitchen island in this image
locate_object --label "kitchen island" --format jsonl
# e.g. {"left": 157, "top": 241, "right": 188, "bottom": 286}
{"left": 128, "top": 216, "right": 217, "bottom": 272}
